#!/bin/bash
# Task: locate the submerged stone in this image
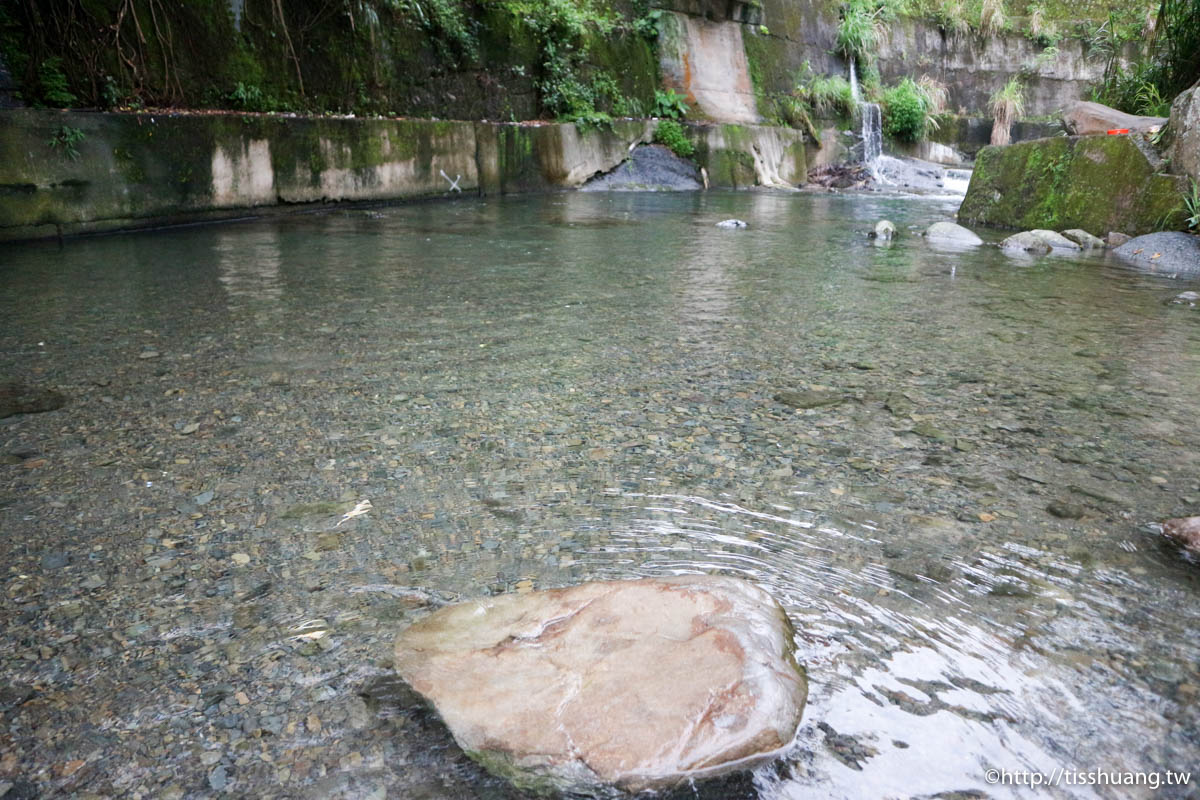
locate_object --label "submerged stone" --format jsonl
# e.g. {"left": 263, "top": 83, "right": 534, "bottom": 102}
{"left": 872, "top": 220, "right": 897, "bottom": 239}
{"left": 773, "top": 389, "right": 844, "bottom": 409}
{"left": 0, "top": 383, "right": 66, "bottom": 419}
{"left": 393, "top": 576, "right": 807, "bottom": 796}
{"left": 1162, "top": 516, "right": 1200, "bottom": 555}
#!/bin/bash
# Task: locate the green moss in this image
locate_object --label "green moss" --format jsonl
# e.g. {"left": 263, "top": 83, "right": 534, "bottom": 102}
{"left": 960, "top": 134, "right": 1188, "bottom": 235}
{"left": 465, "top": 749, "right": 563, "bottom": 796}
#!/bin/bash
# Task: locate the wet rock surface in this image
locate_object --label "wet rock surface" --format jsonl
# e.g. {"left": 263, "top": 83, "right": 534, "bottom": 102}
{"left": 1001, "top": 231, "right": 1052, "bottom": 255}
{"left": 1115, "top": 232, "right": 1200, "bottom": 275}
{"left": 806, "top": 163, "right": 871, "bottom": 190}
{"left": 1029, "top": 230, "right": 1081, "bottom": 250}
{"left": 581, "top": 145, "right": 704, "bottom": 192}
{"left": 393, "top": 576, "right": 807, "bottom": 795}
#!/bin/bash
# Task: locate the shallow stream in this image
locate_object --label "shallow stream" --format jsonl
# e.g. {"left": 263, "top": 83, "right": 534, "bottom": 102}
{"left": 1, "top": 191, "right": 1198, "bottom": 799}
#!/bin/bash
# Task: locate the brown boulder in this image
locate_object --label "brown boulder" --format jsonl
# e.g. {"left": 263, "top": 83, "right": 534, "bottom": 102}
{"left": 1062, "top": 101, "right": 1167, "bottom": 136}
{"left": 394, "top": 575, "right": 807, "bottom": 795}
{"left": 1163, "top": 516, "right": 1200, "bottom": 555}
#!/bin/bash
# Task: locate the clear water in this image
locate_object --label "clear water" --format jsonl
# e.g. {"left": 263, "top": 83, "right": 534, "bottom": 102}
{"left": 1, "top": 192, "right": 1198, "bottom": 799}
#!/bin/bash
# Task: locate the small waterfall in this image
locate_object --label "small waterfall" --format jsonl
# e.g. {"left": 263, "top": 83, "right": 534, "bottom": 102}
{"left": 861, "top": 102, "right": 882, "bottom": 166}
{"left": 849, "top": 60, "right": 883, "bottom": 181}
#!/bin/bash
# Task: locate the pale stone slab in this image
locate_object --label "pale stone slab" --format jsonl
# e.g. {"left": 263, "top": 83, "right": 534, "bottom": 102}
{"left": 394, "top": 576, "right": 807, "bottom": 795}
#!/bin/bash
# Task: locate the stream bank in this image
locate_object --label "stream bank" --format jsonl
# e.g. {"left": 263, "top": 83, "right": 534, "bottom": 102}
{"left": 0, "top": 110, "right": 807, "bottom": 242}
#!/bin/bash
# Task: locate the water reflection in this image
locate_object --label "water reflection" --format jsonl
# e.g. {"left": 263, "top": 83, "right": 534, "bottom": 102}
{"left": 215, "top": 228, "right": 284, "bottom": 314}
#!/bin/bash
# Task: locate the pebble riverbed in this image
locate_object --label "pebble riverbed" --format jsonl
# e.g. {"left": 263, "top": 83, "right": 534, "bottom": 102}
{"left": 1, "top": 191, "right": 1198, "bottom": 799}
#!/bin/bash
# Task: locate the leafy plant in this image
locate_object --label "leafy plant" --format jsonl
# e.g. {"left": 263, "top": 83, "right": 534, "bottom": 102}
{"left": 653, "top": 119, "right": 694, "bottom": 158}
{"left": 633, "top": 8, "right": 661, "bottom": 38}
{"left": 101, "top": 75, "right": 123, "bottom": 109}
{"left": 1134, "top": 80, "right": 1170, "bottom": 116}
{"left": 38, "top": 57, "right": 76, "bottom": 107}
{"left": 881, "top": 78, "right": 927, "bottom": 142}
{"left": 652, "top": 88, "right": 689, "bottom": 120}
{"left": 1185, "top": 179, "right": 1200, "bottom": 231}
{"left": 47, "top": 125, "right": 85, "bottom": 161}
{"left": 228, "top": 82, "right": 270, "bottom": 112}
{"left": 988, "top": 78, "right": 1025, "bottom": 146}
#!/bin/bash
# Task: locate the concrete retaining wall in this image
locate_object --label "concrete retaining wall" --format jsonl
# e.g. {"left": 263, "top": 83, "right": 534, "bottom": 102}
{"left": 0, "top": 110, "right": 807, "bottom": 242}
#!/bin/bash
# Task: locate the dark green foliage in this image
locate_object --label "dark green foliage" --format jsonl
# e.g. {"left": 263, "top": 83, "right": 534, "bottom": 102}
{"left": 391, "top": 0, "right": 479, "bottom": 65}
{"left": 1089, "top": 0, "right": 1200, "bottom": 114}
{"left": 0, "top": 0, "right": 656, "bottom": 122}
{"left": 1152, "top": 0, "right": 1200, "bottom": 97}
{"left": 228, "top": 82, "right": 269, "bottom": 112}
{"left": 881, "top": 79, "right": 925, "bottom": 142}
{"left": 38, "top": 57, "right": 76, "bottom": 107}
{"left": 653, "top": 119, "right": 694, "bottom": 158}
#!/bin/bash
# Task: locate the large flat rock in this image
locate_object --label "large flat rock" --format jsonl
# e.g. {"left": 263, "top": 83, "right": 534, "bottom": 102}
{"left": 394, "top": 575, "right": 807, "bottom": 795}
{"left": 1062, "top": 101, "right": 1166, "bottom": 136}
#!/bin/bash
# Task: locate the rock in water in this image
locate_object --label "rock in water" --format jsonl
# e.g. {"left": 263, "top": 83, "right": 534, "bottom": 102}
{"left": 716, "top": 219, "right": 748, "bottom": 229}
{"left": 1115, "top": 232, "right": 1200, "bottom": 275}
{"left": 872, "top": 220, "right": 897, "bottom": 240}
{"left": 924, "top": 221, "right": 982, "bottom": 246}
{"left": 393, "top": 576, "right": 807, "bottom": 795}
{"left": 1030, "top": 229, "right": 1081, "bottom": 250}
{"left": 0, "top": 384, "right": 66, "bottom": 419}
{"left": 1163, "top": 516, "right": 1200, "bottom": 555}
{"left": 1001, "top": 231, "right": 1052, "bottom": 255}
{"left": 1061, "top": 229, "right": 1105, "bottom": 249}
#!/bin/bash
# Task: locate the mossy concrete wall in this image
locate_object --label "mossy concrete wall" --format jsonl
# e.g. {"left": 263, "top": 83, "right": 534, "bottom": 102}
{"left": 958, "top": 135, "right": 1188, "bottom": 236}
{"left": 688, "top": 123, "right": 807, "bottom": 188}
{"left": 0, "top": 110, "right": 804, "bottom": 241}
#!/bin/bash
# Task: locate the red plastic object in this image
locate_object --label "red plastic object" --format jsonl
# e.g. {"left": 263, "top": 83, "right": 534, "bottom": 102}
{"left": 1106, "top": 128, "right": 1130, "bottom": 135}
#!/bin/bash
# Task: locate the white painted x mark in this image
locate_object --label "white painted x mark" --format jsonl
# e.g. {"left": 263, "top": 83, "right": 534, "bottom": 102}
{"left": 439, "top": 169, "right": 462, "bottom": 192}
